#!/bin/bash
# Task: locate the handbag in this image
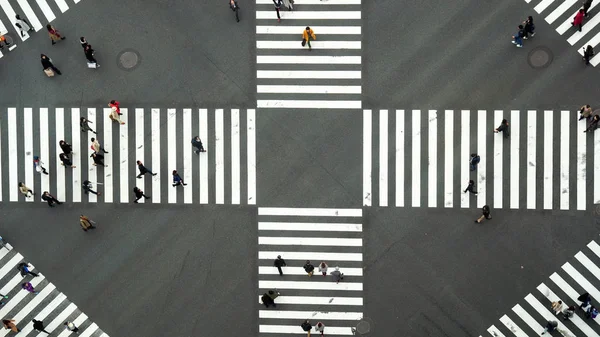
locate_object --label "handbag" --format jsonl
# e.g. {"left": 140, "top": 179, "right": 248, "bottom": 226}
{"left": 301, "top": 39, "right": 306, "bottom": 47}
{"left": 87, "top": 62, "right": 97, "bottom": 69}
{"left": 44, "top": 68, "right": 54, "bottom": 77}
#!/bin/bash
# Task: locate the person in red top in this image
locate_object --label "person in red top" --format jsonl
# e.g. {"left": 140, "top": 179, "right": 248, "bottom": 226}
{"left": 573, "top": 9, "right": 585, "bottom": 32}
{"left": 108, "top": 100, "right": 122, "bottom": 115}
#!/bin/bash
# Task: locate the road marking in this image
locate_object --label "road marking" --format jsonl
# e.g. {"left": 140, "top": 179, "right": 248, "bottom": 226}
{"left": 24, "top": 108, "right": 33, "bottom": 202}
{"left": 498, "top": 316, "right": 525, "bottom": 337}
{"left": 56, "top": 312, "right": 87, "bottom": 337}
{"left": 588, "top": 240, "right": 600, "bottom": 259}
{"left": 232, "top": 109, "right": 240, "bottom": 204}
{"left": 568, "top": 11, "right": 600, "bottom": 45}
{"left": 53, "top": 0, "right": 69, "bottom": 13}
{"left": 7, "top": 108, "right": 17, "bottom": 202}
{"left": 575, "top": 251, "right": 600, "bottom": 281}
{"left": 256, "top": 11, "right": 361, "bottom": 19}
{"left": 534, "top": 0, "right": 555, "bottom": 14}
{"left": 460, "top": 110, "right": 469, "bottom": 208}
{"left": 525, "top": 294, "right": 576, "bottom": 336}
{"left": 55, "top": 108, "right": 65, "bottom": 202}
{"left": 257, "top": 56, "right": 361, "bottom": 64}
{"left": 527, "top": 110, "right": 536, "bottom": 209}
{"left": 259, "top": 280, "right": 363, "bottom": 291}
{"left": 0, "top": 0, "right": 28, "bottom": 40}
{"left": 257, "top": 40, "right": 361, "bottom": 49}
{"left": 560, "top": 110, "right": 569, "bottom": 210}
{"left": 577, "top": 117, "right": 586, "bottom": 210}
{"left": 258, "top": 222, "right": 362, "bottom": 232}
{"left": 119, "top": 108, "right": 128, "bottom": 203}
{"left": 396, "top": 110, "right": 404, "bottom": 207}
{"left": 78, "top": 323, "right": 98, "bottom": 337}
{"left": 135, "top": 108, "right": 145, "bottom": 203}
{"left": 493, "top": 110, "right": 502, "bottom": 209}
{"left": 258, "top": 100, "right": 361, "bottom": 109}
{"left": 257, "top": 70, "right": 361, "bottom": 79}
{"left": 412, "top": 109, "right": 421, "bottom": 207}
{"left": 151, "top": 108, "right": 161, "bottom": 203}
{"left": 257, "top": 85, "right": 361, "bottom": 94}
{"left": 12, "top": 293, "right": 66, "bottom": 337}
{"left": 549, "top": 272, "right": 581, "bottom": 306}
{"left": 444, "top": 110, "right": 453, "bottom": 208}
{"left": 247, "top": 109, "right": 256, "bottom": 204}
{"left": 379, "top": 110, "right": 388, "bottom": 206}
{"left": 259, "top": 310, "right": 362, "bottom": 320}
{"left": 256, "top": 0, "right": 361, "bottom": 4}
{"left": 168, "top": 108, "right": 177, "bottom": 204}
{"left": 562, "top": 262, "right": 600, "bottom": 302}
{"left": 103, "top": 108, "right": 113, "bottom": 203}
{"left": 258, "top": 251, "right": 362, "bottom": 262}
{"left": 511, "top": 303, "right": 541, "bottom": 335}
{"left": 259, "top": 207, "right": 362, "bottom": 217}
{"left": 256, "top": 26, "right": 361, "bottom": 34}
{"left": 538, "top": 282, "right": 598, "bottom": 334}
{"left": 87, "top": 108, "right": 96, "bottom": 203}
{"left": 200, "top": 109, "right": 208, "bottom": 204}
{"left": 259, "top": 325, "right": 354, "bottom": 335}
{"left": 557, "top": 1, "right": 600, "bottom": 35}
{"left": 595, "top": 130, "right": 600, "bottom": 204}
{"left": 257, "top": 295, "right": 362, "bottom": 305}
{"left": 363, "top": 109, "right": 372, "bottom": 206}
{"left": 44, "top": 302, "right": 77, "bottom": 334}
{"left": 543, "top": 110, "right": 553, "bottom": 210}
{"left": 35, "top": 0, "right": 55, "bottom": 22}
{"left": 183, "top": 109, "right": 192, "bottom": 204}
{"left": 476, "top": 110, "right": 486, "bottom": 208}
{"left": 259, "top": 237, "right": 362, "bottom": 246}
{"left": 545, "top": 0, "right": 576, "bottom": 24}
{"left": 39, "top": 109, "right": 50, "bottom": 201}
{"left": 510, "top": 110, "right": 519, "bottom": 209}
{"left": 71, "top": 108, "right": 81, "bottom": 202}
{"left": 0, "top": 266, "right": 44, "bottom": 321}
{"left": 428, "top": 110, "right": 437, "bottom": 207}
{"left": 215, "top": 109, "right": 224, "bottom": 204}
{"left": 258, "top": 267, "right": 363, "bottom": 276}
{"left": 16, "top": 0, "right": 43, "bottom": 31}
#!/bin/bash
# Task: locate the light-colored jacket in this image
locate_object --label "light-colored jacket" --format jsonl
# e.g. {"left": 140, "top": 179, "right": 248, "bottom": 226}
{"left": 581, "top": 106, "right": 593, "bottom": 118}
{"left": 91, "top": 140, "right": 101, "bottom": 153}
{"left": 551, "top": 301, "right": 563, "bottom": 313}
{"left": 319, "top": 263, "right": 328, "bottom": 273}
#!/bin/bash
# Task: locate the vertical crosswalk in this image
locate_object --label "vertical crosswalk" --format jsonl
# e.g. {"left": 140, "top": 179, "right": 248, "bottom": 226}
{"left": 257, "top": 207, "right": 364, "bottom": 336}
{"left": 255, "top": 0, "right": 362, "bottom": 111}
{"left": 365, "top": 109, "right": 600, "bottom": 211}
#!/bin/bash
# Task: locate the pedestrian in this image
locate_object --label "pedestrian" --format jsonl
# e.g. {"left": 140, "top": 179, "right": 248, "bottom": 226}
{"left": 301, "top": 320, "right": 312, "bottom": 337}
{"left": 91, "top": 153, "right": 107, "bottom": 167}
{"left": 136, "top": 160, "right": 157, "bottom": 178}
{"left": 41, "top": 191, "right": 61, "bottom": 207}
{"left": 572, "top": 9, "right": 585, "bottom": 32}
{"left": 172, "top": 170, "right": 187, "bottom": 187}
{"left": 64, "top": 321, "right": 79, "bottom": 333}
{"left": 511, "top": 25, "right": 524, "bottom": 48}
{"left": 2, "top": 319, "right": 18, "bottom": 332}
{"left": 21, "top": 282, "right": 38, "bottom": 294}
{"left": 41, "top": 54, "right": 61, "bottom": 76}
{"left": 17, "top": 262, "right": 38, "bottom": 277}
{"left": 494, "top": 119, "right": 510, "bottom": 138}
{"left": 303, "top": 260, "right": 315, "bottom": 277}
{"left": 274, "top": 255, "right": 286, "bottom": 276}
{"left": 84, "top": 44, "right": 99, "bottom": 67}
{"left": 109, "top": 108, "right": 125, "bottom": 125}
{"left": 229, "top": 0, "right": 240, "bottom": 22}
{"left": 475, "top": 205, "right": 492, "bottom": 223}
{"left": 32, "top": 319, "right": 49, "bottom": 334}
{"left": 583, "top": 0, "right": 593, "bottom": 17}
{"left": 562, "top": 305, "right": 576, "bottom": 320}
{"left": 133, "top": 187, "right": 150, "bottom": 203}
{"left": 59, "top": 140, "right": 73, "bottom": 155}
{"left": 82, "top": 180, "right": 101, "bottom": 195}
{"left": 463, "top": 180, "right": 478, "bottom": 195}
{"left": 469, "top": 153, "right": 480, "bottom": 171}
{"left": 273, "top": 0, "right": 283, "bottom": 22}
{"left": 46, "top": 24, "right": 65, "bottom": 44}
{"left": 91, "top": 138, "right": 108, "bottom": 154}
{"left": 583, "top": 45, "right": 594, "bottom": 65}
{"left": 15, "top": 14, "right": 33, "bottom": 37}
{"left": 108, "top": 100, "right": 122, "bottom": 115}
{"left": 315, "top": 322, "right": 324, "bottom": 337}
{"left": 59, "top": 153, "right": 76, "bottom": 168}
{"left": 523, "top": 16, "right": 535, "bottom": 38}
{"left": 318, "top": 262, "right": 328, "bottom": 276}
{"left": 282, "top": 0, "right": 294, "bottom": 10}
{"left": 586, "top": 305, "right": 598, "bottom": 319}
{"left": 262, "top": 293, "right": 275, "bottom": 308}
{"left": 192, "top": 136, "right": 206, "bottom": 154}
{"left": 541, "top": 320, "right": 558, "bottom": 335}
{"left": 579, "top": 104, "right": 593, "bottom": 120}
{"left": 267, "top": 289, "right": 280, "bottom": 302}
{"left": 18, "top": 182, "right": 34, "bottom": 198}
{"left": 80, "top": 117, "right": 96, "bottom": 134}
{"left": 79, "top": 37, "right": 88, "bottom": 49}
{"left": 578, "top": 292, "right": 591, "bottom": 308}
{"left": 584, "top": 114, "right": 600, "bottom": 133}
{"left": 551, "top": 300, "right": 563, "bottom": 315}
{"left": 331, "top": 266, "right": 344, "bottom": 283}
{"left": 302, "top": 26, "right": 316, "bottom": 51}
{"left": 33, "top": 156, "right": 48, "bottom": 175}
{"left": 79, "top": 215, "right": 97, "bottom": 231}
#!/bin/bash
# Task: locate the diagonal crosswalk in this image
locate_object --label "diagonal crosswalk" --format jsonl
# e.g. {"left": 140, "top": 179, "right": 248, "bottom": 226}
{"left": 0, "top": 107, "right": 256, "bottom": 205}
{"left": 255, "top": 0, "right": 362, "bottom": 110}
{"left": 482, "top": 238, "right": 600, "bottom": 337}
{"left": 258, "top": 207, "right": 364, "bottom": 336}
{"left": 364, "top": 109, "right": 600, "bottom": 211}
{"left": 0, "top": 241, "right": 108, "bottom": 337}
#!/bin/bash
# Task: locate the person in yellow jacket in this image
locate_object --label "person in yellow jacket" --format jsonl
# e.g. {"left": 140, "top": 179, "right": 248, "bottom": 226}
{"left": 302, "top": 26, "right": 316, "bottom": 50}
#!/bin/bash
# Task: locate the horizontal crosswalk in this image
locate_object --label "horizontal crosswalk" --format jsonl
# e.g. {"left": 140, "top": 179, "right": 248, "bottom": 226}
{"left": 0, "top": 241, "right": 108, "bottom": 337}
{"left": 482, "top": 238, "right": 600, "bottom": 337}
{"left": 363, "top": 109, "right": 600, "bottom": 210}
{"left": 258, "top": 207, "right": 364, "bottom": 336}
{"left": 0, "top": 107, "right": 256, "bottom": 204}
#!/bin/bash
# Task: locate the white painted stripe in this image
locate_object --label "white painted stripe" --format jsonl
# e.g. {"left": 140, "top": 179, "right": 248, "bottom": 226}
{"left": 527, "top": 111, "right": 536, "bottom": 209}
{"left": 476, "top": 110, "right": 486, "bottom": 208}
{"left": 258, "top": 266, "right": 363, "bottom": 276}
{"left": 444, "top": 110, "right": 453, "bottom": 208}
{"left": 539, "top": 283, "right": 599, "bottom": 333}
{"left": 56, "top": 312, "right": 87, "bottom": 337}
{"left": 460, "top": 110, "right": 470, "bottom": 208}
{"left": 511, "top": 303, "right": 541, "bottom": 335}
{"left": 549, "top": 272, "right": 582, "bottom": 306}
{"left": 103, "top": 108, "right": 113, "bottom": 203}
{"left": 558, "top": 1, "right": 600, "bottom": 35}
{"left": 568, "top": 11, "right": 600, "bottom": 45}
{"left": 379, "top": 110, "right": 388, "bottom": 207}
{"left": 1, "top": 272, "right": 30, "bottom": 297}
{"left": 259, "top": 280, "right": 363, "bottom": 291}
{"left": 259, "top": 207, "right": 362, "bottom": 217}
{"left": 247, "top": 109, "right": 256, "bottom": 204}
{"left": 258, "top": 222, "right": 362, "bottom": 232}
{"left": 257, "top": 85, "right": 361, "bottom": 94}
{"left": 151, "top": 108, "right": 161, "bottom": 203}
{"left": 259, "top": 237, "right": 362, "bottom": 246}
{"left": 0, "top": 247, "right": 8, "bottom": 260}
{"left": 259, "top": 295, "right": 363, "bottom": 305}
{"left": 562, "top": 262, "right": 600, "bottom": 301}
{"left": 55, "top": 108, "right": 65, "bottom": 202}
{"left": 577, "top": 117, "right": 586, "bottom": 210}
{"left": 87, "top": 108, "right": 96, "bottom": 203}
{"left": 575, "top": 251, "right": 600, "bottom": 281}
{"left": 183, "top": 109, "right": 192, "bottom": 204}
{"left": 525, "top": 293, "right": 577, "bottom": 337}
{"left": 510, "top": 110, "right": 519, "bottom": 209}
{"left": 258, "top": 100, "right": 361, "bottom": 109}
{"left": 0, "top": 253, "right": 22, "bottom": 279}
{"left": 543, "top": 110, "right": 553, "bottom": 210}
{"left": 200, "top": 109, "right": 209, "bottom": 204}
{"left": 257, "top": 55, "right": 361, "bottom": 64}
{"left": 119, "top": 108, "right": 128, "bottom": 203}
{"left": 24, "top": 108, "right": 33, "bottom": 202}
{"left": 43, "top": 302, "right": 77, "bottom": 333}
{"left": 215, "top": 109, "right": 224, "bottom": 204}
{"left": 168, "top": 108, "right": 177, "bottom": 204}
{"left": 0, "top": 0, "right": 28, "bottom": 41}
{"left": 0, "top": 274, "right": 45, "bottom": 320}
{"left": 0, "top": 115, "right": 2, "bottom": 200}
{"left": 498, "top": 316, "right": 526, "bottom": 337}
{"left": 257, "top": 41, "right": 361, "bottom": 49}
{"left": 71, "top": 109, "right": 81, "bottom": 202}
{"left": 396, "top": 110, "right": 404, "bottom": 207}
{"left": 428, "top": 110, "right": 437, "bottom": 207}
{"left": 231, "top": 109, "right": 240, "bottom": 204}
{"left": 588, "top": 240, "right": 600, "bottom": 258}
{"left": 560, "top": 110, "right": 569, "bottom": 210}
{"left": 16, "top": 293, "right": 66, "bottom": 337}
{"left": 40, "top": 109, "right": 49, "bottom": 200}
{"left": 35, "top": 0, "right": 56, "bottom": 22}
{"left": 257, "top": 70, "right": 361, "bottom": 79}
{"left": 7, "top": 108, "right": 17, "bottom": 202}
{"left": 53, "top": 0, "right": 69, "bottom": 13}
{"left": 256, "top": 0, "right": 361, "bottom": 4}
{"left": 256, "top": 26, "right": 361, "bottom": 34}
{"left": 412, "top": 109, "right": 421, "bottom": 207}
{"left": 0, "top": 18, "right": 7, "bottom": 36}
{"left": 73, "top": 0, "right": 80, "bottom": 3}
{"left": 16, "top": 0, "right": 43, "bottom": 31}
{"left": 78, "top": 323, "right": 98, "bottom": 337}
{"left": 135, "top": 108, "right": 145, "bottom": 203}
{"left": 363, "top": 109, "right": 372, "bottom": 206}
{"left": 256, "top": 11, "right": 361, "bottom": 19}
{"left": 589, "top": 42, "right": 600, "bottom": 65}
{"left": 258, "top": 251, "right": 362, "bottom": 261}
{"left": 259, "top": 325, "right": 354, "bottom": 335}
{"left": 493, "top": 110, "right": 502, "bottom": 209}
{"left": 259, "top": 310, "right": 362, "bottom": 320}
{"left": 534, "top": 0, "right": 555, "bottom": 13}
{"left": 545, "top": 0, "right": 577, "bottom": 24}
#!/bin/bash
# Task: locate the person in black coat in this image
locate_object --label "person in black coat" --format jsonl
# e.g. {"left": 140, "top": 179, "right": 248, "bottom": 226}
{"left": 40, "top": 54, "right": 61, "bottom": 75}
{"left": 475, "top": 205, "right": 492, "bottom": 223}
{"left": 583, "top": 45, "right": 595, "bottom": 65}
{"left": 494, "top": 119, "right": 509, "bottom": 138}
{"left": 41, "top": 191, "right": 61, "bottom": 207}
{"left": 133, "top": 187, "right": 150, "bottom": 203}
{"left": 274, "top": 255, "right": 287, "bottom": 276}
{"left": 192, "top": 136, "right": 206, "bottom": 154}
{"left": 59, "top": 140, "right": 72, "bottom": 155}
{"left": 136, "top": 160, "right": 157, "bottom": 178}
{"left": 59, "top": 153, "right": 75, "bottom": 168}
{"left": 91, "top": 153, "right": 107, "bottom": 167}
{"left": 84, "top": 44, "right": 99, "bottom": 67}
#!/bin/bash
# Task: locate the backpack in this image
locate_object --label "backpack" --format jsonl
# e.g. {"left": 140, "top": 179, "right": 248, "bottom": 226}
{"left": 472, "top": 156, "right": 480, "bottom": 164}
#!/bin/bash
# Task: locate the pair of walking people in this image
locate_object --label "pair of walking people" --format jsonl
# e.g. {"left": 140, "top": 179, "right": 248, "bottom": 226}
{"left": 512, "top": 16, "right": 535, "bottom": 48}
{"left": 273, "top": 0, "right": 294, "bottom": 22}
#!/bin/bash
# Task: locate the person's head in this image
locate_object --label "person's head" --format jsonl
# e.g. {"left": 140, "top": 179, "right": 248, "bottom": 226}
{"left": 110, "top": 100, "right": 116, "bottom": 104}
{"left": 172, "top": 170, "right": 178, "bottom": 175}
{"left": 317, "top": 323, "right": 323, "bottom": 328}
{"left": 268, "top": 290, "right": 274, "bottom": 295}
{"left": 306, "top": 260, "right": 311, "bottom": 264}
{"left": 15, "top": 14, "right": 21, "bottom": 19}
{"left": 528, "top": 16, "right": 533, "bottom": 21}
{"left": 586, "top": 104, "right": 591, "bottom": 108}
{"left": 277, "top": 255, "right": 281, "bottom": 259}
{"left": 59, "top": 140, "right": 65, "bottom": 145}
{"left": 518, "top": 25, "right": 523, "bottom": 29}
{"left": 80, "top": 117, "right": 86, "bottom": 121}
{"left": 137, "top": 160, "right": 142, "bottom": 165}
{"left": 18, "top": 182, "right": 23, "bottom": 187}
{"left": 34, "top": 155, "right": 39, "bottom": 160}
{"left": 595, "top": 115, "right": 600, "bottom": 120}
{"left": 320, "top": 262, "right": 326, "bottom": 267}
{"left": 2, "top": 320, "right": 9, "bottom": 325}
{"left": 46, "top": 24, "right": 52, "bottom": 30}
{"left": 305, "top": 26, "right": 310, "bottom": 31}
{"left": 80, "top": 37, "right": 86, "bottom": 43}
{"left": 335, "top": 266, "right": 339, "bottom": 271}
{"left": 471, "top": 153, "right": 477, "bottom": 158}
{"left": 502, "top": 119, "right": 507, "bottom": 124}
{"left": 91, "top": 137, "right": 95, "bottom": 142}
{"left": 558, "top": 300, "right": 562, "bottom": 304}
{"left": 40, "top": 54, "right": 46, "bottom": 59}
{"left": 469, "top": 179, "right": 474, "bottom": 184}
{"left": 580, "top": 8, "right": 585, "bottom": 13}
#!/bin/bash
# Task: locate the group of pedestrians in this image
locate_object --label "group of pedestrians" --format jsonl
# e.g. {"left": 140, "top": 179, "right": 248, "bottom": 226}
{"left": 541, "top": 293, "right": 598, "bottom": 334}
{"left": 579, "top": 104, "right": 600, "bottom": 132}
{"left": 512, "top": 16, "right": 535, "bottom": 48}
{"left": 273, "top": 256, "right": 344, "bottom": 283}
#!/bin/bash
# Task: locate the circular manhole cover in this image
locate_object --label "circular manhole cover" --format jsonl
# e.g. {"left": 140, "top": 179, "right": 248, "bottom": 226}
{"left": 117, "top": 49, "right": 141, "bottom": 71}
{"left": 528, "top": 46, "right": 553, "bottom": 69}
{"left": 355, "top": 320, "right": 371, "bottom": 334}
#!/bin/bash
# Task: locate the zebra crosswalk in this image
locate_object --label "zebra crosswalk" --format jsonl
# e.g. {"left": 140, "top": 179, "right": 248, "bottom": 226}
{"left": 527, "top": 0, "right": 600, "bottom": 66}
{"left": 363, "top": 109, "right": 600, "bottom": 211}
{"left": 482, "top": 238, "right": 600, "bottom": 337}
{"left": 0, "top": 107, "right": 256, "bottom": 205}
{"left": 255, "top": 0, "right": 362, "bottom": 110}
{"left": 257, "top": 207, "right": 364, "bottom": 336}
{"left": 0, "top": 241, "right": 107, "bottom": 337}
